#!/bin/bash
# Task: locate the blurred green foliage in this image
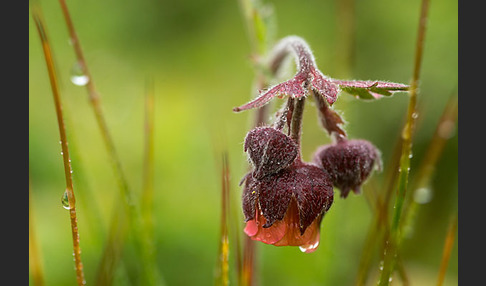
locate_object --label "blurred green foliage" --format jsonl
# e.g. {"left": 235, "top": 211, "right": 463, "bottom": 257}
{"left": 29, "top": 0, "right": 457, "bottom": 285}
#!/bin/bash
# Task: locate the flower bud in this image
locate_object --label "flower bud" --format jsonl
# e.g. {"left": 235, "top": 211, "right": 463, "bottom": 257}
{"left": 244, "top": 127, "right": 298, "bottom": 179}
{"left": 312, "top": 139, "right": 381, "bottom": 198}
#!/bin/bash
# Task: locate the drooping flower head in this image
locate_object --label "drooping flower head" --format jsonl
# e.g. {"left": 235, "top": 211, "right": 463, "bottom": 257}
{"left": 312, "top": 139, "right": 382, "bottom": 198}
{"left": 242, "top": 160, "right": 333, "bottom": 253}
{"left": 234, "top": 35, "right": 408, "bottom": 253}
{"left": 241, "top": 127, "right": 334, "bottom": 253}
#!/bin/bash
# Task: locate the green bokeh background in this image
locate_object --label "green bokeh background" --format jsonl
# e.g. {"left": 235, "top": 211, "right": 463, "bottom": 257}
{"left": 29, "top": 0, "right": 458, "bottom": 285}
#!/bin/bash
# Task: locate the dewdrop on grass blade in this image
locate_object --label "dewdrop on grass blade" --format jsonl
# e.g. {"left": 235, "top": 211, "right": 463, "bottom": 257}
{"left": 61, "top": 190, "right": 70, "bottom": 210}
{"left": 70, "top": 62, "right": 89, "bottom": 86}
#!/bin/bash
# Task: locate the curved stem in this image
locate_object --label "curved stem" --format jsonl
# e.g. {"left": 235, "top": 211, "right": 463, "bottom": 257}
{"left": 32, "top": 7, "right": 85, "bottom": 285}
{"left": 269, "top": 36, "right": 316, "bottom": 79}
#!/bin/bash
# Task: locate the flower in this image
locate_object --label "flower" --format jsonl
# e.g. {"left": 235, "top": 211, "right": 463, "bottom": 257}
{"left": 241, "top": 161, "right": 334, "bottom": 253}
{"left": 235, "top": 36, "right": 407, "bottom": 254}
{"left": 312, "top": 139, "right": 381, "bottom": 198}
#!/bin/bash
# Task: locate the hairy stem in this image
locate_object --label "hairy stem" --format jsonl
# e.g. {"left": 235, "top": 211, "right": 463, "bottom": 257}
{"left": 290, "top": 97, "right": 306, "bottom": 151}
{"left": 269, "top": 36, "right": 316, "bottom": 79}
{"left": 32, "top": 7, "right": 85, "bottom": 285}
{"left": 274, "top": 97, "right": 294, "bottom": 132}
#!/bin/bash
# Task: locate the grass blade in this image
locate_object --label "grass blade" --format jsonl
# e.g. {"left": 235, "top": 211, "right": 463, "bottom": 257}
{"left": 57, "top": 0, "right": 135, "bottom": 216}
{"left": 215, "top": 152, "right": 231, "bottom": 286}
{"left": 235, "top": 1, "right": 275, "bottom": 285}
{"left": 139, "top": 76, "right": 164, "bottom": 285}
{"left": 94, "top": 205, "right": 129, "bottom": 286}
{"left": 401, "top": 93, "right": 458, "bottom": 237}
{"left": 378, "top": 0, "right": 431, "bottom": 284}
{"left": 335, "top": 0, "right": 356, "bottom": 77}
{"left": 29, "top": 174, "right": 45, "bottom": 286}
{"left": 32, "top": 6, "right": 86, "bottom": 284}
{"left": 142, "top": 77, "right": 156, "bottom": 231}
{"left": 436, "top": 213, "right": 458, "bottom": 286}
{"left": 241, "top": 236, "right": 257, "bottom": 286}
{"left": 57, "top": 1, "right": 162, "bottom": 283}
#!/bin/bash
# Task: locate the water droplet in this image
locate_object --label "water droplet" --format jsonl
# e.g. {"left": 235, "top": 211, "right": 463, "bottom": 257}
{"left": 414, "top": 187, "right": 433, "bottom": 204}
{"left": 70, "top": 62, "right": 89, "bottom": 86}
{"left": 412, "top": 112, "right": 419, "bottom": 119}
{"left": 60, "top": 151, "right": 64, "bottom": 155}
{"left": 61, "top": 190, "right": 71, "bottom": 209}
{"left": 299, "top": 241, "right": 319, "bottom": 253}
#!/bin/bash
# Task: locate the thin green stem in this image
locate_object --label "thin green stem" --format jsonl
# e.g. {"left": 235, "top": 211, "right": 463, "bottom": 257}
{"left": 401, "top": 94, "right": 458, "bottom": 237}
{"left": 142, "top": 77, "right": 155, "bottom": 218}
{"left": 216, "top": 152, "right": 231, "bottom": 286}
{"left": 378, "top": 0, "right": 430, "bottom": 284}
{"left": 335, "top": 0, "right": 356, "bottom": 78}
{"left": 29, "top": 174, "right": 45, "bottom": 286}
{"left": 140, "top": 77, "right": 163, "bottom": 285}
{"left": 94, "top": 201, "right": 129, "bottom": 286}
{"left": 237, "top": 1, "right": 275, "bottom": 284}
{"left": 32, "top": 7, "right": 85, "bottom": 285}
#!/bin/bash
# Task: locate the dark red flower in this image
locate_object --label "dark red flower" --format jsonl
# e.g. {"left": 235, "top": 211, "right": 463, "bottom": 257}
{"left": 242, "top": 161, "right": 334, "bottom": 253}
{"left": 312, "top": 139, "right": 381, "bottom": 198}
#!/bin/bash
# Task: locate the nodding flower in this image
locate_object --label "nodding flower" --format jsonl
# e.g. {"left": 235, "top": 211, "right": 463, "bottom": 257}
{"left": 241, "top": 127, "right": 334, "bottom": 253}
{"left": 312, "top": 139, "right": 382, "bottom": 198}
{"left": 235, "top": 35, "right": 408, "bottom": 253}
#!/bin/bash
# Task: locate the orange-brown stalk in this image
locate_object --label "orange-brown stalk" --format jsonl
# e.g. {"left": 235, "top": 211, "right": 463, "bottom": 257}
{"left": 436, "top": 214, "right": 458, "bottom": 286}
{"left": 57, "top": 1, "right": 162, "bottom": 284}
{"left": 57, "top": 0, "right": 134, "bottom": 212}
{"left": 32, "top": 6, "right": 85, "bottom": 285}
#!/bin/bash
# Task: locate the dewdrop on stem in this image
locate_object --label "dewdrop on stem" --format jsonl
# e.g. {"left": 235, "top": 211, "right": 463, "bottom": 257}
{"left": 70, "top": 62, "right": 89, "bottom": 86}
{"left": 61, "top": 190, "right": 70, "bottom": 210}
